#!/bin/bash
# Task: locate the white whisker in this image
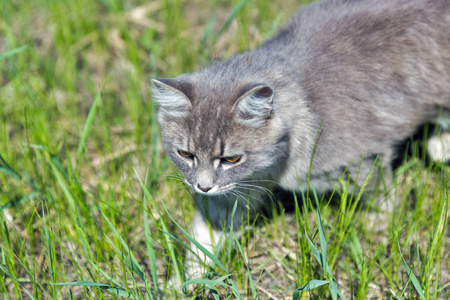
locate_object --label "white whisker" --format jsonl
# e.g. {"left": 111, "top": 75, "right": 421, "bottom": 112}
{"left": 239, "top": 179, "right": 279, "bottom": 186}
{"left": 231, "top": 190, "right": 258, "bottom": 211}
{"left": 237, "top": 183, "right": 275, "bottom": 199}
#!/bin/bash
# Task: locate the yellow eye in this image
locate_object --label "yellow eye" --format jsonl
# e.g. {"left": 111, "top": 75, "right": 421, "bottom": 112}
{"left": 222, "top": 156, "right": 241, "bottom": 164}
{"left": 178, "top": 150, "right": 193, "bottom": 158}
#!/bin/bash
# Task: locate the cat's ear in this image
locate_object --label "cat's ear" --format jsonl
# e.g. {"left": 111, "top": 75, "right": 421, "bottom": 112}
{"left": 151, "top": 78, "right": 192, "bottom": 118}
{"left": 233, "top": 84, "right": 274, "bottom": 126}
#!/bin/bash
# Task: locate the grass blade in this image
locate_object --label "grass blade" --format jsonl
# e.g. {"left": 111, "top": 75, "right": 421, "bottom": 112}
{"left": 313, "top": 192, "right": 328, "bottom": 276}
{"left": 48, "top": 155, "right": 78, "bottom": 215}
{"left": 0, "top": 264, "right": 35, "bottom": 299}
{"left": 201, "top": 13, "right": 217, "bottom": 48}
{"left": 134, "top": 169, "right": 183, "bottom": 284}
{"left": 216, "top": 0, "right": 249, "bottom": 39}
{"left": 231, "top": 217, "right": 257, "bottom": 299}
{"left": 354, "top": 156, "right": 378, "bottom": 205}
{"left": 306, "top": 119, "right": 324, "bottom": 210}
{"left": 101, "top": 210, "right": 145, "bottom": 281}
{"left": 398, "top": 241, "right": 426, "bottom": 300}
{"left": 105, "top": 235, "right": 145, "bottom": 282}
{"left": 183, "top": 278, "right": 232, "bottom": 300}
{"left": 158, "top": 228, "right": 199, "bottom": 259}
{"left": 76, "top": 89, "right": 101, "bottom": 163}
{"left": 53, "top": 281, "right": 115, "bottom": 287}
{"left": 53, "top": 281, "right": 136, "bottom": 299}
{"left": 182, "top": 278, "right": 231, "bottom": 289}
{"left": 283, "top": 283, "right": 296, "bottom": 300}
{"left": 0, "top": 154, "right": 22, "bottom": 180}
{"left": 143, "top": 171, "right": 158, "bottom": 295}
{"left": 305, "top": 230, "right": 331, "bottom": 275}
{"left": 330, "top": 279, "right": 338, "bottom": 300}
{"left": 0, "top": 45, "right": 28, "bottom": 60}
{"left": 293, "top": 280, "right": 329, "bottom": 300}
{"left": 159, "top": 198, "right": 228, "bottom": 274}
{"left": 42, "top": 204, "right": 57, "bottom": 298}
{"left": 86, "top": 259, "right": 127, "bottom": 290}
{"left": 233, "top": 234, "right": 257, "bottom": 299}
{"left": 0, "top": 192, "right": 39, "bottom": 212}
{"left": 401, "top": 256, "right": 425, "bottom": 300}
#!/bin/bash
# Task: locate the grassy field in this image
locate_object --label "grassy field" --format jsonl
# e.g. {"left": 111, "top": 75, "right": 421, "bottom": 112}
{"left": 1, "top": 0, "right": 449, "bottom": 299}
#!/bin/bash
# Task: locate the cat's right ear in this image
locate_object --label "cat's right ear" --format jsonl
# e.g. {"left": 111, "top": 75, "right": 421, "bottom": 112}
{"left": 151, "top": 78, "right": 192, "bottom": 118}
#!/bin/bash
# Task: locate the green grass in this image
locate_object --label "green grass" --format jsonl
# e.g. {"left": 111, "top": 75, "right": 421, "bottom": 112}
{"left": 1, "top": 0, "right": 449, "bottom": 299}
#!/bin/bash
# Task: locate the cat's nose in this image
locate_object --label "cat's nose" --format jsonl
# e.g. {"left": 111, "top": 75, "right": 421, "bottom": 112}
{"left": 197, "top": 184, "right": 212, "bottom": 193}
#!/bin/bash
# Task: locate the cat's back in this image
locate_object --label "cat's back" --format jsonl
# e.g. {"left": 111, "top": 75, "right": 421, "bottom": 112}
{"left": 264, "top": 0, "right": 450, "bottom": 175}
{"left": 265, "top": 0, "right": 450, "bottom": 53}
{"left": 262, "top": 0, "right": 450, "bottom": 110}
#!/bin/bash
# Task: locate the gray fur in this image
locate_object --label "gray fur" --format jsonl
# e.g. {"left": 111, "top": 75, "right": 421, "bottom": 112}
{"left": 234, "top": 85, "right": 274, "bottom": 127}
{"left": 154, "top": 0, "right": 450, "bottom": 276}
{"left": 152, "top": 78, "right": 192, "bottom": 119}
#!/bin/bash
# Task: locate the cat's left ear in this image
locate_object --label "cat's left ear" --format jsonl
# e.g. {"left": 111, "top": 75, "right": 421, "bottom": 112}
{"left": 233, "top": 84, "right": 274, "bottom": 126}
{"left": 151, "top": 78, "right": 193, "bottom": 119}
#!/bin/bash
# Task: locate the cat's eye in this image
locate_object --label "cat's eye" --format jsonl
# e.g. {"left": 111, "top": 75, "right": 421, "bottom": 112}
{"left": 221, "top": 155, "right": 242, "bottom": 164}
{"left": 178, "top": 150, "right": 194, "bottom": 159}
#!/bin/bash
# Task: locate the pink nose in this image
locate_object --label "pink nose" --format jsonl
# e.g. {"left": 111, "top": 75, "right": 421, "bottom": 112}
{"left": 197, "top": 184, "right": 212, "bottom": 192}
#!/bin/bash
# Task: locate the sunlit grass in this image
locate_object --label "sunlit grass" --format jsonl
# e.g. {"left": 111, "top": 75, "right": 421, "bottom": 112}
{"left": 1, "top": 0, "right": 449, "bottom": 299}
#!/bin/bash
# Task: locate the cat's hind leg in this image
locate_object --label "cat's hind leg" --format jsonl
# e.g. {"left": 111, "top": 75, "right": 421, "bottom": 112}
{"left": 427, "top": 132, "right": 450, "bottom": 162}
{"left": 427, "top": 110, "right": 450, "bottom": 162}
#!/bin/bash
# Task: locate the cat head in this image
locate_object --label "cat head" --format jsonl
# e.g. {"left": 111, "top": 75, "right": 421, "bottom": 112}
{"left": 152, "top": 72, "right": 289, "bottom": 196}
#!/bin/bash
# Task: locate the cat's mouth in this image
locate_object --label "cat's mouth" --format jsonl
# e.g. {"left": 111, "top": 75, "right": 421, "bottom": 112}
{"left": 184, "top": 179, "right": 236, "bottom": 196}
{"left": 195, "top": 184, "right": 237, "bottom": 196}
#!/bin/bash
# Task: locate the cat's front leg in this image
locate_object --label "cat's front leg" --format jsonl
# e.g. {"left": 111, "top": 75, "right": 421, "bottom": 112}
{"left": 185, "top": 191, "right": 262, "bottom": 279}
{"left": 184, "top": 209, "right": 223, "bottom": 279}
{"left": 184, "top": 194, "right": 244, "bottom": 278}
{"left": 168, "top": 203, "right": 224, "bottom": 289}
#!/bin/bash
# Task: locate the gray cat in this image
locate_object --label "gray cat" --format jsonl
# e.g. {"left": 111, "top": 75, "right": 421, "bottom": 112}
{"left": 152, "top": 0, "right": 450, "bottom": 278}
